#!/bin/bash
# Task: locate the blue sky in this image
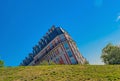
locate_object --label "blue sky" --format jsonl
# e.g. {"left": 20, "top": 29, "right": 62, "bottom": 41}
{"left": 0, "top": 0, "right": 120, "bottom": 66}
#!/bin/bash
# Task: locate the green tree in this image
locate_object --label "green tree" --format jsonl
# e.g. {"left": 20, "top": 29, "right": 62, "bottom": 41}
{"left": 84, "top": 60, "right": 89, "bottom": 65}
{"left": 101, "top": 43, "right": 120, "bottom": 64}
{"left": 0, "top": 60, "right": 4, "bottom": 67}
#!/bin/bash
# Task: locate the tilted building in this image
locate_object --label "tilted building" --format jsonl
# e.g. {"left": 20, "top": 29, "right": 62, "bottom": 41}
{"left": 20, "top": 26, "right": 87, "bottom": 66}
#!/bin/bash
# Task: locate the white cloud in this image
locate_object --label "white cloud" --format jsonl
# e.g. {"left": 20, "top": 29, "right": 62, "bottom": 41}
{"left": 116, "top": 16, "right": 120, "bottom": 22}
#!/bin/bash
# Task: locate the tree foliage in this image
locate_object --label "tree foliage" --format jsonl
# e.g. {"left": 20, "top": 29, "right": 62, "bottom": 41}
{"left": 101, "top": 43, "right": 120, "bottom": 65}
{"left": 84, "top": 60, "right": 89, "bottom": 65}
{"left": 0, "top": 60, "right": 4, "bottom": 67}
{"left": 40, "top": 60, "right": 56, "bottom": 65}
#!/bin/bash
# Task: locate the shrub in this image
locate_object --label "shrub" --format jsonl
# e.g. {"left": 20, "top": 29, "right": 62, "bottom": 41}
{"left": 0, "top": 60, "right": 4, "bottom": 67}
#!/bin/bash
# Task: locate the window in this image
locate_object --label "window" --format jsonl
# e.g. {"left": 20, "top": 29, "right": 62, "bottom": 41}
{"left": 67, "top": 50, "right": 73, "bottom": 57}
{"left": 57, "top": 38, "right": 60, "bottom": 42}
{"left": 55, "top": 39, "right": 58, "bottom": 44}
{"left": 50, "top": 43, "right": 53, "bottom": 49}
{"left": 58, "top": 47, "right": 62, "bottom": 54}
{"left": 51, "top": 57, "right": 53, "bottom": 60}
{"left": 60, "top": 34, "right": 65, "bottom": 40}
{"left": 63, "top": 42, "right": 69, "bottom": 50}
{"left": 70, "top": 57, "right": 77, "bottom": 64}
{"left": 52, "top": 41, "right": 55, "bottom": 46}
{"left": 56, "top": 58, "right": 59, "bottom": 62}
{"left": 53, "top": 53, "right": 56, "bottom": 57}
{"left": 57, "top": 49, "right": 59, "bottom": 54}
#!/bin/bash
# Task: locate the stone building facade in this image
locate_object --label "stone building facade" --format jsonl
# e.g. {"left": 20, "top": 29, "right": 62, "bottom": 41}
{"left": 20, "top": 26, "right": 86, "bottom": 66}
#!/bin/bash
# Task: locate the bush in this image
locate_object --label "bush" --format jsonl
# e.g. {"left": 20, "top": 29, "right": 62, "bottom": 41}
{"left": 0, "top": 60, "right": 4, "bottom": 67}
{"left": 40, "top": 60, "right": 49, "bottom": 65}
{"left": 40, "top": 60, "right": 56, "bottom": 65}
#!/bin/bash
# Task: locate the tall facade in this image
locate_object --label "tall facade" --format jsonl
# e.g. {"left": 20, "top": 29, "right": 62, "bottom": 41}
{"left": 20, "top": 26, "right": 86, "bottom": 66}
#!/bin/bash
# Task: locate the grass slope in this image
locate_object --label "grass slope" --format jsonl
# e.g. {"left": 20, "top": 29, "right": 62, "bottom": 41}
{"left": 0, "top": 65, "right": 120, "bottom": 81}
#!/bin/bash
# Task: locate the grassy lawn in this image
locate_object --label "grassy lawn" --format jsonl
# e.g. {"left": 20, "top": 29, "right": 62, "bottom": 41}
{"left": 0, "top": 65, "right": 120, "bottom": 81}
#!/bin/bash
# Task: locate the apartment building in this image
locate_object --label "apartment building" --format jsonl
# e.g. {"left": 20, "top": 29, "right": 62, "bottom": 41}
{"left": 20, "top": 26, "right": 86, "bottom": 66}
